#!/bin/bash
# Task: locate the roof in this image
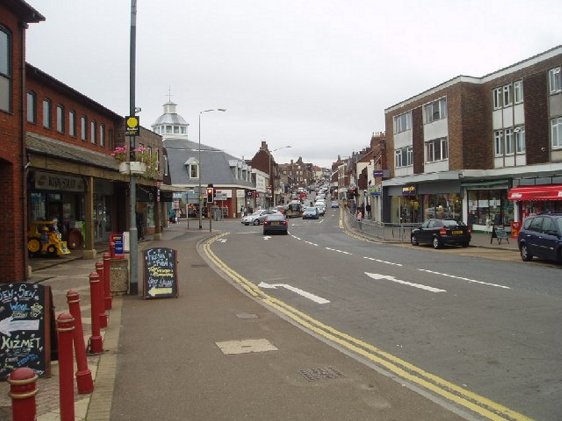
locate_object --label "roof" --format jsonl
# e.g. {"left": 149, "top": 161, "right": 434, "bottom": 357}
{"left": 26, "top": 132, "right": 118, "bottom": 170}
{"left": 6, "top": 0, "right": 45, "bottom": 23}
{"left": 163, "top": 137, "right": 253, "bottom": 188}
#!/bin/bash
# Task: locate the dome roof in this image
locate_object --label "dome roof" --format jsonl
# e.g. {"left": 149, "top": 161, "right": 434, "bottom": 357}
{"left": 152, "top": 101, "right": 188, "bottom": 127}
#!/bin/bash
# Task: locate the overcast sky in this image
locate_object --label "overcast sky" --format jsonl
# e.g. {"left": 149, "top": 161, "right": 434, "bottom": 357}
{"left": 25, "top": 0, "right": 560, "bottom": 168}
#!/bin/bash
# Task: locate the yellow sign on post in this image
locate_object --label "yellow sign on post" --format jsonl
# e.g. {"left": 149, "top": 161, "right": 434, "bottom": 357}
{"left": 125, "top": 115, "right": 140, "bottom": 136}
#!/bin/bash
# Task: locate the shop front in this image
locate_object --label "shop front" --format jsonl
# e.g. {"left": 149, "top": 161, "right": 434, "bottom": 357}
{"left": 29, "top": 171, "right": 86, "bottom": 250}
{"left": 508, "top": 184, "right": 562, "bottom": 221}
{"left": 462, "top": 180, "right": 512, "bottom": 232}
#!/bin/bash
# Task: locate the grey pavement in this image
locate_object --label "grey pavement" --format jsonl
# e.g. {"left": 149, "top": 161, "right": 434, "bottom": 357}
{"left": 0, "top": 216, "right": 519, "bottom": 420}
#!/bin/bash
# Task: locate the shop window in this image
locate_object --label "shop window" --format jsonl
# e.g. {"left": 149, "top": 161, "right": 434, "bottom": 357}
{"left": 467, "top": 190, "right": 512, "bottom": 227}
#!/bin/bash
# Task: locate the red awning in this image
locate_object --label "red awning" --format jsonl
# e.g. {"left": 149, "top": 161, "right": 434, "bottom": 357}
{"left": 508, "top": 185, "right": 562, "bottom": 201}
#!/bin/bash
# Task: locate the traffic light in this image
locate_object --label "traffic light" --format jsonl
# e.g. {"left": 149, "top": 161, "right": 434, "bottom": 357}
{"left": 206, "top": 187, "right": 214, "bottom": 204}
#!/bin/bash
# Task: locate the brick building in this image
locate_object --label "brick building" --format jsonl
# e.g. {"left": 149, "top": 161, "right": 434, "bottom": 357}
{"left": 383, "top": 46, "right": 562, "bottom": 229}
{"left": 0, "top": 0, "right": 44, "bottom": 282}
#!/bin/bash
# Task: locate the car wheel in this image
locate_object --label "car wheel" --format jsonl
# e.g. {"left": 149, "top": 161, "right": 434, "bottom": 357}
{"left": 520, "top": 243, "right": 533, "bottom": 261}
{"left": 253, "top": 219, "right": 260, "bottom": 225}
{"left": 410, "top": 234, "right": 419, "bottom": 246}
{"left": 432, "top": 237, "right": 441, "bottom": 249}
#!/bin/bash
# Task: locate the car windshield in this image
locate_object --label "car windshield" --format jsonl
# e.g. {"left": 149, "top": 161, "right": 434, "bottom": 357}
{"left": 443, "top": 220, "right": 464, "bottom": 227}
{"left": 305, "top": 207, "right": 316, "bottom": 212}
{"left": 267, "top": 214, "right": 284, "bottom": 221}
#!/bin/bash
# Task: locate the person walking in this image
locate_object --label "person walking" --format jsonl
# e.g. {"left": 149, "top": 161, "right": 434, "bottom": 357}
{"left": 356, "top": 209, "right": 363, "bottom": 230}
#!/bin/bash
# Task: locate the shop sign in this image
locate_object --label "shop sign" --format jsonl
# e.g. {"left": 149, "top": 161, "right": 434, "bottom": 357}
{"left": 402, "top": 185, "right": 416, "bottom": 196}
{"left": 35, "top": 171, "right": 85, "bottom": 192}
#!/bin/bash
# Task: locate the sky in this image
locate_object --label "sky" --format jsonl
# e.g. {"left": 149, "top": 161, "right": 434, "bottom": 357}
{"left": 24, "top": 0, "right": 561, "bottom": 169}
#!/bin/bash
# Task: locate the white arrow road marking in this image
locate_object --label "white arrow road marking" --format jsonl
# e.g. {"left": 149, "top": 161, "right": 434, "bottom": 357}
{"left": 363, "top": 256, "right": 403, "bottom": 266}
{"left": 0, "top": 317, "right": 40, "bottom": 337}
{"left": 418, "top": 269, "right": 510, "bottom": 289}
{"left": 217, "top": 238, "right": 228, "bottom": 243}
{"left": 263, "top": 236, "right": 271, "bottom": 240}
{"left": 365, "top": 272, "right": 446, "bottom": 293}
{"left": 258, "top": 282, "right": 330, "bottom": 304}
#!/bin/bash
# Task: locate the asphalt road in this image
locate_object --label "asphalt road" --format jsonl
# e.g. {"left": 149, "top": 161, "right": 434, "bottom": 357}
{"left": 210, "top": 209, "right": 562, "bottom": 420}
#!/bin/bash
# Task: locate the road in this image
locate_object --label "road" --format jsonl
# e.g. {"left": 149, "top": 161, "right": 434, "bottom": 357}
{"left": 208, "top": 208, "right": 562, "bottom": 420}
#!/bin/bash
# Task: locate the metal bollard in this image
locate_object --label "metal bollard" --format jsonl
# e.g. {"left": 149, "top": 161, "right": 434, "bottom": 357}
{"left": 88, "top": 272, "right": 104, "bottom": 354}
{"left": 9, "top": 367, "right": 38, "bottom": 421}
{"left": 95, "top": 261, "right": 108, "bottom": 328}
{"left": 66, "top": 290, "right": 94, "bottom": 394}
{"left": 102, "top": 252, "right": 113, "bottom": 310}
{"left": 56, "top": 313, "right": 75, "bottom": 421}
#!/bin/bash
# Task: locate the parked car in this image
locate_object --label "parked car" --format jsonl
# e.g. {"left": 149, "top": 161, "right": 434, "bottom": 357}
{"left": 410, "top": 219, "right": 471, "bottom": 249}
{"left": 241, "top": 209, "right": 277, "bottom": 225}
{"left": 518, "top": 213, "right": 562, "bottom": 263}
{"left": 302, "top": 206, "right": 320, "bottom": 219}
{"left": 263, "top": 213, "right": 289, "bottom": 235}
{"left": 330, "top": 200, "right": 339, "bottom": 208}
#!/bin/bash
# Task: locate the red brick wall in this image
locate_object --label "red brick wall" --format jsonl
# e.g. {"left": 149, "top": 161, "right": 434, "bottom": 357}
{"left": 0, "top": 4, "right": 27, "bottom": 282}
{"left": 523, "top": 72, "right": 549, "bottom": 164}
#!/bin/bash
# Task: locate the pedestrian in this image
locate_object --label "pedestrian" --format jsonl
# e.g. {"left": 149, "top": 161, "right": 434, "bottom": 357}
{"left": 356, "top": 209, "right": 363, "bottom": 230}
{"left": 366, "top": 203, "right": 371, "bottom": 219}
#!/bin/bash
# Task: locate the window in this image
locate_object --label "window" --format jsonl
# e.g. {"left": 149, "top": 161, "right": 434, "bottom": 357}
{"left": 80, "top": 116, "right": 87, "bottom": 141}
{"left": 395, "top": 146, "right": 413, "bottom": 168}
{"left": 99, "top": 124, "right": 105, "bottom": 146}
{"left": 515, "top": 126, "right": 525, "bottom": 153}
{"left": 503, "top": 85, "right": 512, "bottom": 107}
{"left": 69, "top": 111, "right": 76, "bottom": 136}
{"left": 56, "top": 105, "right": 65, "bottom": 133}
{"left": 425, "top": 137, "right": 448, "bottom": 162}
{"left": 42, "top": 99, "right": 52, "bottom": 128}
{"left": 504, "top": 128, "right": 513, "bottom": 155}
{"left": 424, "top": 98, "right": 447, "bottom": 124}
{"left": 393, "top": 112, "right": 412, "bottom": 134}
{"left": 549, "top": 67, "right": 561, "bottom": 94}
{"left": 552, "top": 117, "right": 562, "bottom": 149}
{"left": 0, "top": 27, "right": 11, "bottom": 112}
{"left": 494, "top": 130, "right": 504, "bottom": 156}
{"left": 90, "top": 121, "right": 96, "bottom": 144}
{"left": 493, "top": 87, "right": 502, "bottom": 109}
{"left": 190, "top": 163, "right": 198, "bottom": 178}
{"left": 514, "top": 80, "right": 523, "bottom": 104}
{"left": 26, "top": 91, "right": 37, "bottom": 123}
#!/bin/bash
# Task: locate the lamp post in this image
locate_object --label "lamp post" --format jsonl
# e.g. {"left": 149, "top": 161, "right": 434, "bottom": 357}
{"left": 198, "top": 108, "right": 226, "bottom": 229}
{"left": 269, "top": 145, "right": 291, "bottom": 207}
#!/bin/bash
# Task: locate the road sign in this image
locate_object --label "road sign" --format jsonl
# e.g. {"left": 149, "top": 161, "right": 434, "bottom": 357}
{"left": 125, "top": 115, "right": 140, "bottom": 136}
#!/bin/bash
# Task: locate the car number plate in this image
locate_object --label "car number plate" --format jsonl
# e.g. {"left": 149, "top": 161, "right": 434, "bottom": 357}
{"left": 452, "top": 230, "right": 463, "bottom": 235}
{"left": 271, "top": 221, "right": 280, "bottom": 225}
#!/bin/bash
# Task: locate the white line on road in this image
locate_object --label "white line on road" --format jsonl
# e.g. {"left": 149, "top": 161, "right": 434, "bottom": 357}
{"left": 365, "top": 272, "right": 446, "bottom": 293}
{"left": 304, "top": 241, "right": 319, "bottom": 247}
{"left": 325, "top": 247, "right": 352, "bottom": 255}
{"left": 418, "top": 269, "right": 510, "bottom": 289}
{"left": 363, "top": 256, "right": 403, "bottom": 266}
{"left": 258, "top": 282, "right": 330, "bottom": 304}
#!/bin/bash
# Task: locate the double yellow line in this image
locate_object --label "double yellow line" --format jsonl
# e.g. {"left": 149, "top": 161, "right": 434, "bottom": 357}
{"left": 204, "top": 233, "right": 532, "bottom": 421}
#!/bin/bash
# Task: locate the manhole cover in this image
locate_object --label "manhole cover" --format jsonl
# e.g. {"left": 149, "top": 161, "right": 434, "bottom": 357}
{"left": 299, "top": 367, "right": 343, "bottom": 382}
{"left": 236, "top": 313, "right": 258, "bottom": 319}
{"left": 216, "top": 338, "right": 278, "bottom": 355}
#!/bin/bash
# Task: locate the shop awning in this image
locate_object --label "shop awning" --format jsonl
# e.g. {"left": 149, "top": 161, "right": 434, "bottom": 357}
{"left": 508, "top": 185, "right": 562, "bottom": 201}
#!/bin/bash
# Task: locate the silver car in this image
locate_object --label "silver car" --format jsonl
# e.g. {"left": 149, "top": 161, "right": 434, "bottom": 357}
{"left": 241, "top": 209, "right": 277, "bottom": 225}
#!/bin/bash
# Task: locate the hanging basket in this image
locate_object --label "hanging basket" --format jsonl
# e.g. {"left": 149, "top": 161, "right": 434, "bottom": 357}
{"left": 119, "top": 161, "right": 147, "bottom": 175}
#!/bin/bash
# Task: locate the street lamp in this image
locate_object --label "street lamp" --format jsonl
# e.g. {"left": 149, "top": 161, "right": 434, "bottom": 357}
{"left": 269, "top": 145, "right": 291, "bottom": 207}
{"left": 198, "top": 108, "right": 226, "bottom": 229}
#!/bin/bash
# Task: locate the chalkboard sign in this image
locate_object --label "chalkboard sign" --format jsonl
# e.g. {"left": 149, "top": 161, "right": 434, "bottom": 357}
{"left": 0, "top": 283, "right": 52, "bottom": 380}
{"left": 143, "top": 247, "right": 179, "bottom": 299}
{"left": 490, "top": 225, "right": 509, "bottom": 245}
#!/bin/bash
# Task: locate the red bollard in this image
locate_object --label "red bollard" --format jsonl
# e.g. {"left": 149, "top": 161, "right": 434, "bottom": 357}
{"left": 88, "top": 272, "right": 104, "bottom": 354}
{"left": 66, "top": 290, "right": 94, "bottom": 394}
{"left": 95, "top": 262, "right": 108, "bottom": 328}
{"left": 9, "top": 367, "right": 38, "bottom": 421}
{"left": 102, "top": 252, "right": 113, "bottom": 310}
{"left": 57, "top": 313, "right": 75, "bottom": 421}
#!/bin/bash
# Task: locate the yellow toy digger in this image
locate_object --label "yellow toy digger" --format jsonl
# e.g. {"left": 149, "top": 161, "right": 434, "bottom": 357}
{"left": 27, "top": 220, "right": 71, "bottom": 257}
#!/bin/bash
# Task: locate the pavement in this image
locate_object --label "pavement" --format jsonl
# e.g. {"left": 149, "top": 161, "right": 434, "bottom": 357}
{"left": 0, "top": 216, "right": 520, "bottom": 420}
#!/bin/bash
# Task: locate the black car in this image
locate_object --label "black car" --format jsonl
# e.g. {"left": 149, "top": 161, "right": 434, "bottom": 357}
{"left": 263, "top": 213, "right": 289, "bottom": 235}
{"left": 517, "top": 213, "right": 562, "bottom": 263}
{"left": 411, "top": 219, "right": 471, "bottom": 249}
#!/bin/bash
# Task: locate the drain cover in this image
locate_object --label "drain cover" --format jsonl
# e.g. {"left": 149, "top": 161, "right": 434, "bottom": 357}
{"left": 299, "top": 367, "right": 343, "bottom": 382}
{"left": 216, "top": 338, "right": 278, "bottom": 355}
